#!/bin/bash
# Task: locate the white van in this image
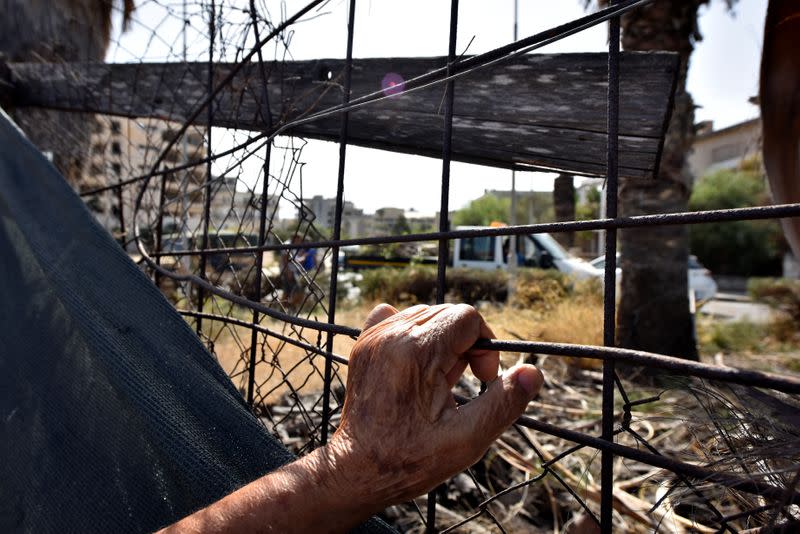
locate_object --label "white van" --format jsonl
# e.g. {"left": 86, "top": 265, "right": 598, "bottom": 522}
{"left": 452, "top": 226, "right": 600, "bottom": 279}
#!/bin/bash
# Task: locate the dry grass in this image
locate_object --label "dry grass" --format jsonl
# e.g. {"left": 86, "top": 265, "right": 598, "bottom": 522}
{"left": 481, "top": 292, "right": 604, "bottom": 370}
{"left": 205, "top": 306, "right": 379, "bottom": 403}
{"left": 203, "top": 294, "right": 607, "bottom": 404}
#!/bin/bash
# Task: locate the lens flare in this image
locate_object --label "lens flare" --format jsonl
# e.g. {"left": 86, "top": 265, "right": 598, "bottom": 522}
{"left": 381, "top": 72, "right": 405, "bottom": 97}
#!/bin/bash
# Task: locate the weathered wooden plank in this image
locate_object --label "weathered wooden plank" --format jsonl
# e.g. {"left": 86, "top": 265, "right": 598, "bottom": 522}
{"left": 6, "top": 52, "right": 678, "bottom": 178}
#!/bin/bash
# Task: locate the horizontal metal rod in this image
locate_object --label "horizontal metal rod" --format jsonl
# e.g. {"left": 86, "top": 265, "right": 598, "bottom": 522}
{"left": 179, "top": 310, "right": 350, "bottom": 364}
{"left": 176, "top": 294, "right": 799, "bottom": 393}
{"left": 183, "top": 309, "right": 800, "bottom": 506}
{"left": 151, "top": 202, "right": 800, "bottom": 258}
{"left": 474, "top": 339, "right": 800, "bottom": 394}
{"left": 470, "top": 397, "right": 800, "bottom": 507}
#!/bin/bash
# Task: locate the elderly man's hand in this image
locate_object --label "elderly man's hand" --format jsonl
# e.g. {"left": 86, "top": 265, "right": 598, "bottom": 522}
{"left": 329, "top": 303, "right": 543, "bottom": 508}
{"left": 161, "top": 303, "right": 542, "bottom": 533}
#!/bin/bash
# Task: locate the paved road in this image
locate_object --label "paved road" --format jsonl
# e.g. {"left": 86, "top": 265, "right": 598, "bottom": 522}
{"left": 700, "top": 295, "right": 773, "bottom": 323}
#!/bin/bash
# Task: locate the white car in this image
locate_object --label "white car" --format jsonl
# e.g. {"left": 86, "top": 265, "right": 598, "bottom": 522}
{"left": 589, "top": 253, "right": 718, "bottom": 302}
{"left": 452, "top": 228, "right": 600, "bottom": 279}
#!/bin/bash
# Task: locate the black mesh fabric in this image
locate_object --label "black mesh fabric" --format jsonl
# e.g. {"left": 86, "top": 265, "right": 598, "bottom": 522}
{"left": 0, "top": 109, "right": 394, "bottom": 534}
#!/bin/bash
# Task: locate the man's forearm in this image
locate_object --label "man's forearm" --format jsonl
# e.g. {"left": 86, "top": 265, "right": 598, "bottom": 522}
{"left": 159, "top": 442, "right": 379, "bottom": 534}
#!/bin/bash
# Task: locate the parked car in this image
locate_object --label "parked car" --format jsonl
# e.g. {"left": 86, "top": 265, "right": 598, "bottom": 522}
{"left": 452, "top": 227, "right": 600, "bottom": 279}
{"left": 589, "top": 253, "right": 718, "bottom": 302}
{"left": 338, "top": 228, "right": 599, "bottom": 279}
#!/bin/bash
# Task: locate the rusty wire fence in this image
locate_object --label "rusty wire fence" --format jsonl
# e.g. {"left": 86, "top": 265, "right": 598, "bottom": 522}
{"left": 17, "top": 0, "right": 800, "bottom": 531}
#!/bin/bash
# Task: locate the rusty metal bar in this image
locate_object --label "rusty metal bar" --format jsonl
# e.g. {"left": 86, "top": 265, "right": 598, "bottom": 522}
{"left": 245, "top": 0, "right": 274, "bottom": 406}
{"left": 195, "top": 0, "right": 215, "bottom": 335}
{"left": 146, "top": 202, "right": 800, "bottom": 258}
{"left": 600, "top": 5, "right": 620, "bottom": 532}
{"left": 428, "top": 2, "right": 460, "bottom": 528}
{"left": 320, "top": 0, "right": 356, "bottom": 446}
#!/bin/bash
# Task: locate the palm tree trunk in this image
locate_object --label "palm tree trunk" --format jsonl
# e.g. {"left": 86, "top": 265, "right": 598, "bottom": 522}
{"left": 616, "top": 2, "right": 707, "bottom": 360}
{"left": 0, "top": 0, "right": 132, "bottom": 217}
{"left": 553, "top": 173, "right": 576, "bottom": 249}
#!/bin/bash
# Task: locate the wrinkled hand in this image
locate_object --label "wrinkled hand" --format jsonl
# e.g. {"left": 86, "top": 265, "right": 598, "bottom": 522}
{"left": 329, "top": 303, "right": 543, "bottom": 508}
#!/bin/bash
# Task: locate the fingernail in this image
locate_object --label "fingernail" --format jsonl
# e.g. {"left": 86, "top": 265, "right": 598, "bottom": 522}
{"left": 516, "top": 368, "right": 540, "bottom": 396}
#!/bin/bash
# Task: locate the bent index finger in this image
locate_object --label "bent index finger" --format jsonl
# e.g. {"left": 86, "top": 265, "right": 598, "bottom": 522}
{"left": 465, "top": 316, "right": 499, "bottom": 383}
{"left": 415, "top": 304, "right": 499, "bottom": 381}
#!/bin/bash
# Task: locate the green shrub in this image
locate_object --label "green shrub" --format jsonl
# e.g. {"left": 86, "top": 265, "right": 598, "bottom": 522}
{"left": 510, "top": 268, "right": 570, "bottom": 309}
{"left": 358, "top": 266, "right": 509, "bottom": 305}
{"left": 358, "top": 267, "right": 437, "bottom": 304}
{"left": 357, "top": 266, "right": 600, "bottom": 308}
{"left": 699, "top": 320, "right": 769, "bottom": 353}
{"left": 689, "top": 162, "right": 784, "bottom": 276}
{"left": 749, "top": 278, "right": 800, "bottom": 321}
{"left": 748, "top": 278, "right": 800, "bottom": 342}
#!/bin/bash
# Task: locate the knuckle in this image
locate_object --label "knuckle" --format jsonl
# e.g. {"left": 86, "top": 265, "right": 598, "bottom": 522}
{"left": 372, "top": 302, "right": 394, "bottom": 315}
{"left": 454, "top": 303, "right": 480, "bottom": 326}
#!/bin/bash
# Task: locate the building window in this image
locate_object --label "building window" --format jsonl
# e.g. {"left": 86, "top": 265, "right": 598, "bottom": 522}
{"left": 111, "top": 142, "right": 122, "bottom": 155}
{"left": 110, "top": 120, "right": 121, "bottom": 134}
{"left": 112, "top": 163, "right": 122, "bottom": 176}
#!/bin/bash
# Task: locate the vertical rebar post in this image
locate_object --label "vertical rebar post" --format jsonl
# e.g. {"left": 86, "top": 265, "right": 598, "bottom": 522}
{"left": 428, "top": 1, "right": 460, "bottom": 531}
{"left": 600, "top": 3, "right": 620, "bottom": 533}
{"left": 153, "top": 166, "right": 169, "bottom": 289}
{"left": 436, "top": 0, "right": 459, "bottom": 307}
{"left": 508, "top": 0, "right": 519, "bottom": 296}
{"left": 116, "top": 181, "right": 126, "bottom": 245}
{"left": 246, "top": 0, "right": 274, "bottom": 406}
{"left": 320, "top": 0, "right": 357, "bottom": 445}
{"left": 195, "top": 0, "right": 215, "bottom": 336}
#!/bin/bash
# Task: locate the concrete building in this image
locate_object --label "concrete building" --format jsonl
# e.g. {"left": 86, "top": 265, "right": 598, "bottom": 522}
{"left": 403, "top": 208, "right": 437, "bottom": 232}
{"left": 89, "top": 116, "right": 281, "bottom": 248}
{"left": 206, "top": 176, "right": 280, "bottom": 235}
{"left": 688, "top": 118, "right": 761, "bottom": 180}
{"left": 301, "top": 195, "right": 367, "bottom": 237}
{"left": 88, "top": 116, "right": 208, "bottom": 242}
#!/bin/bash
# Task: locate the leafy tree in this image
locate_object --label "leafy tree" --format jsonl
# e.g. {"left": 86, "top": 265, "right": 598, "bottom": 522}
{"left": 689, "top": 160, "right": 783, "bottom": 275}
{"left": 392, "top": 213, "right": 412, "bottom": 235}
{"left": 453, "top": 195, "right": 510, "bottom": 226}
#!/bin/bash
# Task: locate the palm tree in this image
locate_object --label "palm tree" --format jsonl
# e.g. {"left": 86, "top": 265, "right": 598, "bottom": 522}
{"left": 553, "top": 173, "right": 576, "bottom": 248}
{"left": 1, "top": 1, "right": 134, "bottom": 210}
{"left": 589, "top": 1, "right": 735, "bottom": 360}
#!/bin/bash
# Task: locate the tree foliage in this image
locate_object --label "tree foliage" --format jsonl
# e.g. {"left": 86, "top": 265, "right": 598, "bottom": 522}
{"left": 453, "top": 192, "right": 554, "bottom": 227}
{"left": 689, "top": 159, "right": 784, "bottom": 275}
{"left": 452, "top": 195, "right": 511, "bottom": 226}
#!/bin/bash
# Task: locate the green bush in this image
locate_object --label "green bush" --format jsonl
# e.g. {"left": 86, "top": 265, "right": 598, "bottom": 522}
{"left": 689, "top": 161, "right": 784, "bottom": 276}
{"left": 749, "top": 278, "right": 800, "bottom": 320}
{"left": 510, "top": 268, "right": 571, "bottom": 309}
{"left": 748, "top": 278, "right": 800, "bottom": 342}
{"left": 358, "top": 267, "right": 436, "bottom": 304}
{"left": 357, "top": 266, "right": 598, "bottom": 308}
{"left": 358, "top": 266, "right": 509, "bottom": 304}
{"left": 699, "top": 320, "right": 769, "bottom": 353}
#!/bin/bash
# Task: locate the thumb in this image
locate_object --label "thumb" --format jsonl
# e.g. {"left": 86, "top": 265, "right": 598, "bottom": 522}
{"left": 452, "top": 365, "right": 543, "bottom": 452}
